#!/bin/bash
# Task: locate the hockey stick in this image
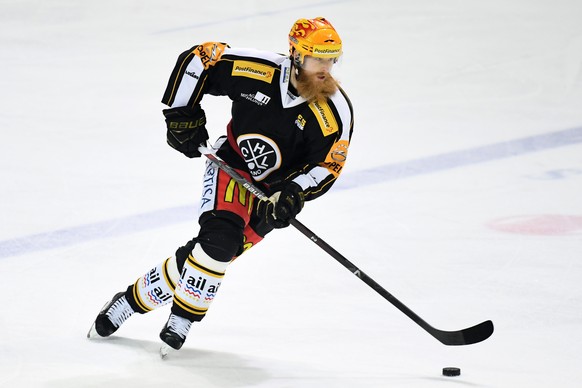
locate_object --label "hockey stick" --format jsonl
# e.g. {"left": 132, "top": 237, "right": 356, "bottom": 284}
{"left": 199, "top": 146, "right": 494, "bottom": 346}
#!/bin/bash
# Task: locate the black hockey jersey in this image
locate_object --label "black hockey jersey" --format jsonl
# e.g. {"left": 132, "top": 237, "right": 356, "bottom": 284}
{"left": 162, "top": 42, "right": 354, "bottom": 201}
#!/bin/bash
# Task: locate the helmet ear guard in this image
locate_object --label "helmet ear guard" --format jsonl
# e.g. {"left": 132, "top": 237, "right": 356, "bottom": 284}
{"left": 288, "top": 17, "right": 342, "bottom": 66}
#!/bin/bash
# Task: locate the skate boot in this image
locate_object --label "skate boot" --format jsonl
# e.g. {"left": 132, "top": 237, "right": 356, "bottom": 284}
{"left": 159, "top": 313, "right": 193, "bottom": 350}
{"left": 87, "top": 291, "right": 135, "bottom": 338}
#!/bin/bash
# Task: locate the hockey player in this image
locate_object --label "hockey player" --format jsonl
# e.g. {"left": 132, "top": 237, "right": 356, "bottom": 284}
{"left": 88, "top": 17, "right": 354, "bottom": 351}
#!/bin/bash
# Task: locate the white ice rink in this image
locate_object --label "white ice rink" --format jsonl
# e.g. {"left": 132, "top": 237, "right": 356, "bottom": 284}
{"left": 1, "top": 0, "right": 582, "bottom": 387}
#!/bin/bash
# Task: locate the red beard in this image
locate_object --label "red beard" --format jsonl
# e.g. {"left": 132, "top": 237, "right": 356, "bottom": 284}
{"left": 295, "top": 69, "right": 339, "bottom": 103}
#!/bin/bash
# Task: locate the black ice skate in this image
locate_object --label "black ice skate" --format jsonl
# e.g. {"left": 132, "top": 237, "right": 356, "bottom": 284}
{"left": 159, "top": 313, "right": 192, "bottom": 350}
{"left": 87, "top": 291, "right": 135, "bottom": 338}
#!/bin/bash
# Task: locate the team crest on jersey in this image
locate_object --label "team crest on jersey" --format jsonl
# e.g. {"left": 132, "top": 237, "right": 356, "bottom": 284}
{"left": 237, "top": 134, "right": 281, "bottom": 181}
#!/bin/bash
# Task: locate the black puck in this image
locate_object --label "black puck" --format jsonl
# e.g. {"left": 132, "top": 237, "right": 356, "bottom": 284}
{"left": 442, "top": 367, "right": 461, "bottom": 377}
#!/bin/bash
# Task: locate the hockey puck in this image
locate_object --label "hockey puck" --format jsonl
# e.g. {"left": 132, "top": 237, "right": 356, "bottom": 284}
{"left": 442, "top": 367, "right": 461, "bottom": 377}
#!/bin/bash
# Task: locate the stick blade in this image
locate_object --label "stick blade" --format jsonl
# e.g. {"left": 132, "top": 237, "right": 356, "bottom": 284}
{"left": 432, "top": 320, "right": 494, "bottom": 346}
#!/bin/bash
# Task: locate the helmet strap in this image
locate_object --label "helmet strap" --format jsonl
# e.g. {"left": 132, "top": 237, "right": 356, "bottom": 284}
{"left": 290, "top": 48, "right": 303, "bottom": 69}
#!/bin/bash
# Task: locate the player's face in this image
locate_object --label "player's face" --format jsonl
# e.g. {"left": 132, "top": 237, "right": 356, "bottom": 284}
{"left": 301, "top": 56, "right": 336, "bottom": 81}
{"left": 295, "top": 56, "right": 339, "bottom": 102}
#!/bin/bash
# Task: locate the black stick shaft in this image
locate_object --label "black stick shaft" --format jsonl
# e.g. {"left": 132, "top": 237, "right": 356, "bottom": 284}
{"left": 200, "top": 146, "right": 493, "bottom": 345}
{"left": 289, "top": 219, "right": 430, "bottom": 326}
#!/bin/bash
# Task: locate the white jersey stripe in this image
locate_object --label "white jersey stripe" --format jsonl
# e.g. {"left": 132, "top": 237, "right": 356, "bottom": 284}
{"left": 171, "top": 56, "right": 206, "bottom": 108}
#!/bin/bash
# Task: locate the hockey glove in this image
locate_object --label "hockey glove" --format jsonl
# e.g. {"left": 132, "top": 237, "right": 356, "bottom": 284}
{"left": 255, "top": 182, "right": 305, "bottom": 229}
{"left": 163, "top": 105, "right": 209, "bottom": 158}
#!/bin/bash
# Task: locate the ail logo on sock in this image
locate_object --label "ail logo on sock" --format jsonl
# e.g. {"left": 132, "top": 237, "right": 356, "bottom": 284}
{"left": 145, "top": 268, "right": 174, "bottom": 304}
{"left": 184, "top": 275, "right": 221, "bottom": 304}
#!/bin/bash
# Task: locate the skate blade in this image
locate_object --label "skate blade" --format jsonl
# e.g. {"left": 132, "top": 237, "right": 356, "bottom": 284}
{"left": 160, "top": 344, "right": 174, "bottom": 359}
{"left": 87, "top": 323, "right": 99, "bottom": 339}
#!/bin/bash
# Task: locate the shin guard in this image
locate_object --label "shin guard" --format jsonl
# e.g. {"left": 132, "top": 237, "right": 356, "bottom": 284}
{"left": 171, "top": 244, "right": 228, "bottom": 322}
{"left": 127, "top": 256, "right": 180, "bottom": 313}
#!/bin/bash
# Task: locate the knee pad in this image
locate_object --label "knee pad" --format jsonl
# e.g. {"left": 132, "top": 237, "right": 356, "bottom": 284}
{"left": 197, "top": 216, "right": 244, "bottom": 262}
{"left": 175, "top": 238, "right": 198, "bottom": 272}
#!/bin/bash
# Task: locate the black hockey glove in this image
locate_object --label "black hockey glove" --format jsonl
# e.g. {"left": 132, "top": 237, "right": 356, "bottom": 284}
{"left": 255, "top": 182, "right": 305, "bottom": 229}
{"left": 163, "top": 105, "right": 209, "bottom": 158}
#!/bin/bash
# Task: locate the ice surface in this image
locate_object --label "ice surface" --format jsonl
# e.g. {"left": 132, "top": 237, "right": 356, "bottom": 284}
{"left": 1, "top": 0, "right": 582, "bottom": 387}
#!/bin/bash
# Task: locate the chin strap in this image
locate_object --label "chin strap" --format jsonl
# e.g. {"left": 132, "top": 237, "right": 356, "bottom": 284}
{"left": 290, "top": 49, "right": 303, "bottom": 76}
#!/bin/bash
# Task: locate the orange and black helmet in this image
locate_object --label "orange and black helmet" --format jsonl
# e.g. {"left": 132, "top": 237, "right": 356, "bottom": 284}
{"left": 288, "top": 17, "right": 342, "bottom": 65}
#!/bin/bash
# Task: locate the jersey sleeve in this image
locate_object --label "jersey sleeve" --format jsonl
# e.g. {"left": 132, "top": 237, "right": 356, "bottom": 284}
{"left": 289, "top": 87, "right": 354, "bottom": 201}
{"left": 161, "top": 42, "right": 232, "bottom": 108}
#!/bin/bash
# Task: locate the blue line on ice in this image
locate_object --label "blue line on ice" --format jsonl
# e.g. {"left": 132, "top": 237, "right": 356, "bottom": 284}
{"left": 335, "top": 126, "right": 582, "bottom": 190}
{"left": 1, "top": 126, "right": 581, "bottom": 259}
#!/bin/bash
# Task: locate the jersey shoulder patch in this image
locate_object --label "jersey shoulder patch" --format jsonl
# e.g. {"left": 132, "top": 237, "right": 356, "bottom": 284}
{"left": 193, "top": 42, "right": 229, "bottom": 70}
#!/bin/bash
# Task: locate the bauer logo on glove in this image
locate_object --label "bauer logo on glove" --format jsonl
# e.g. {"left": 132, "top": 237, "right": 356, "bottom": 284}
{"left": 163, "top": 104, "right": 209, "bottom": 158}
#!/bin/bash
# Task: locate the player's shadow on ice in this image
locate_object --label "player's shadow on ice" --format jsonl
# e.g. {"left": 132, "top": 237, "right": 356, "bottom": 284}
{"left": 91, "top": 336, "right": 271, "bottom": 387}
